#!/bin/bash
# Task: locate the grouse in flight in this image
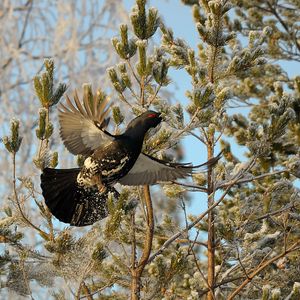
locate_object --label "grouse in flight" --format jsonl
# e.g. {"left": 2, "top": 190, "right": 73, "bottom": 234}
{"left": 41, "top": 91, "right": 220, "bottom": 226}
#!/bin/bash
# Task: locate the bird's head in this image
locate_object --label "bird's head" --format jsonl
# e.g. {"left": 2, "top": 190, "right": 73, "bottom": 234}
{"left": 123, "top": 110, "right": 162, "bottom": 141}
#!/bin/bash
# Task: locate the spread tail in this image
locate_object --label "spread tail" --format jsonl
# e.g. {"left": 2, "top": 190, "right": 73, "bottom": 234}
{"left": 40, "top": 168, "right": 118, "bottom": 226}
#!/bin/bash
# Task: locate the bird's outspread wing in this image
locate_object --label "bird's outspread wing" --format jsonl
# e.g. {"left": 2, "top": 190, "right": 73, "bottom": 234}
{"left": 118, "top": 153, "right": 195, "bottom": 185}
{"left": 119, "top": 151, "right": 222, "bottom": 186}
{"left": 58, "top": 91, "right": 113, "bottom": 156}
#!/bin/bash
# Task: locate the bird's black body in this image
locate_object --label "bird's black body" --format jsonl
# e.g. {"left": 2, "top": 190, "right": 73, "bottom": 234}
{"left": 76, "top": 111, "right": 162, "bottom": 189}
{"left": 40, "top": 92, "right": 220, "bottom": 226}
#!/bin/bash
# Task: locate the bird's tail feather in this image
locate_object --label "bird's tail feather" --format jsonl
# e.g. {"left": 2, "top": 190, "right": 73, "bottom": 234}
{"left": 41, "top": 168, "right": 117, "bottom": 226}
{"left": 192, "top": 151, "right": 223, "bottom": 169}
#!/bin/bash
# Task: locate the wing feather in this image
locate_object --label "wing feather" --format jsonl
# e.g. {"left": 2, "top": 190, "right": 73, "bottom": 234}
{"left": 83, "top": 98, "right": 92, "bottom": 119}
{"left": 119, "top": 153, "right": 194, "bottom": 186}
{"left": 119, "top": 152, "right": 221, "bottom": 186}
{"left": 58, "top": 90, "right": 113, "bottom": 156}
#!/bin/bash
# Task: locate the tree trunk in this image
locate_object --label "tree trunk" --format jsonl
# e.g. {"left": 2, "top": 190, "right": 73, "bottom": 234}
{"left": 207, "top": 143, "right": 215, "bottom": 300}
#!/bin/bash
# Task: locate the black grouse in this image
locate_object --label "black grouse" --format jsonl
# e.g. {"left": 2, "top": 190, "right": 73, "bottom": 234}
{"left": 41, "top": 91, "right": 220, "bottom": 226}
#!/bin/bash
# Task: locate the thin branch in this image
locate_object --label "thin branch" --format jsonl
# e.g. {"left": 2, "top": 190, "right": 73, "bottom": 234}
{"left": 140, "top": 76, "right": 145, "bottom": 107}
{"left": 76, "top": 281, "right": 94, "bottom": 300}
{"left": 187, "top": 130, "right": 206, "bottom": 144}
{"left": 236, "top": 246, "right": 250, "bottom": 281}
{"left": 147, "top": 84, "right": 162, "bottom": 107}
{"left": 227, "top": 242, "right": 300, "bottom": 300}
{"left": 131, "top": 211, "right": 137, "bottom": 270}
{"left": 217, "top": 164, "right": 281, "bottom": 189}
{"left": 206, "top": 139, "right": 215, "bottom": 300}
{"left": 148, "top": 158, "right": 256, "bottom": 263}
{"left": 105, "top": 246, "right": 131, "bottom": 274}
{"left": 127, "top": 59, "right": 141, "bottom": 85}
{"left": 1, "top": 0, "right": 33, "bottom": 70}
{"left": 198, "top": 276, "right": 245, "bottom": 297}
{"left": 266, "top": 1, "right": 300, "bottom": 53}
{"left": 118, "top": 92, "right": 133, "bottom": 108}
{"left": 191, "top": 248, "right": 216, "bottom": 300}
{"left": 128, "top": 85, "right": 140, "bottom": 101}
{"left": 157, "top": 235, "right": 208, "bottom": 248}
{"left": 255, "top": 203, "right": 294, "bottom": 222}
{"left": 12, "top": 153, "right": 48, "bottom": 239}
{"left": 79, "top": 281, "right": 116, "bottom": 299}
{"left": 171, "top": 181, "right": 207, "bottom": 192}
{"left": 172, "top": 108, "right": 200, "bottom": 140}
{"left": 76, "top": 282, "right": 83, "bottom": 300}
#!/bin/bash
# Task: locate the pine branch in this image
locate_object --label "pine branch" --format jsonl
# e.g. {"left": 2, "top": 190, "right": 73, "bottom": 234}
{"left": 227, "top": 242, "right": 300, "bottom": 300}
{"left": 148, "top": 157, "right": 256, "bottom": 264}
{"left": 217, "top": 169, "right": 289, "bottom": 189}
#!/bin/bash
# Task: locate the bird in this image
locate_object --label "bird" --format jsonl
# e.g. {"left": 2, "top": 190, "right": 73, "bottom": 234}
{"left": 41, "top": 91, "right": 221, "bottom": 226}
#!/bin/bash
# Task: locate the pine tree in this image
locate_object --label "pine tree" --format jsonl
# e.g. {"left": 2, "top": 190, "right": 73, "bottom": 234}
{"left": 2, "top": 0, "right": 300, "bottom": 299}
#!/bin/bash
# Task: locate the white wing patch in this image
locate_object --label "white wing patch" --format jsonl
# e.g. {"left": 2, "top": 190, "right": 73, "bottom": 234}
{"left": 84, "top": 157, "right": 98, "bottom": 170}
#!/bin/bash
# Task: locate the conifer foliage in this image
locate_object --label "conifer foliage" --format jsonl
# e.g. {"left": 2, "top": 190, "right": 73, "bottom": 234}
{"left": 1, "top": 0, "right": 300, "bottom": 299}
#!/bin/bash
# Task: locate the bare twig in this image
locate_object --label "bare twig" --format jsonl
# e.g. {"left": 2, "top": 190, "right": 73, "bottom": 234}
{"left": 127, "top": 59, "right": 141, "bottom": 85}
{"left": 1, "top": 0, "right": 33, "bottom": 70}
{"left": 12, "top": 153, "right": 48, "bottom": 239}
{"left": 191, "top": 248, "right": 216, "bottom": 300}
{"left": 198, "top": 276, "right": 245, "bottom": 297}
{"left": 172, "top": 108, "right": 200, "bottom": 140}
{"left": 147, "top": 84, "right": 162, "bottom": 106}
{"left": 79, "top": 281, "right": 116, "bottom": 299}
{"left": 171, "top": 181, "right": 207, "bottom": 192}
{"left": 266, "top": 1, "right": 300, "bottom": 53}
{"left": 157, "top": 235, "right": 208, "bottom": 247}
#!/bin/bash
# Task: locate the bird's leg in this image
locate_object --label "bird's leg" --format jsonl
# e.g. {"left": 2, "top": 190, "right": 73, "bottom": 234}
{"left": 91, "top": 175, "right": 107, "bottom": 194}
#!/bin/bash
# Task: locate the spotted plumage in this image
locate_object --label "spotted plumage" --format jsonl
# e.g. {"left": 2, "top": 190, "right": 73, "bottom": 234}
{"left": 40, "top": 90, "right": 221, "bottom": 226}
